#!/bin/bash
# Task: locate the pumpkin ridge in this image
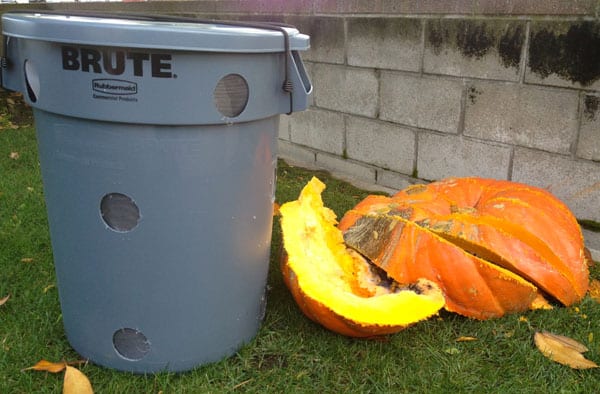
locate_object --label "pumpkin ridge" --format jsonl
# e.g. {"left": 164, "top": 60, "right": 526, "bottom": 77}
{"left": 416, "top": 213, "right": 581, "bottom": 306}
{"left": 386, "top": 178, "right": 589, "bottom": 301}
{"left": 478, "top": 197, "right": 588, "bottom": 297}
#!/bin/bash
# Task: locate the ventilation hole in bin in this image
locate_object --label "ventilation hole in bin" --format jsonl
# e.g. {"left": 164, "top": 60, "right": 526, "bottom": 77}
{"left": 213, "top": 74, "right": 249, "bottom": 117}
{"left": 100, "top": 193, "right": 140, "bottom": 232}
{"left": 113, "top": 328, "right": 150, "bottom": 361}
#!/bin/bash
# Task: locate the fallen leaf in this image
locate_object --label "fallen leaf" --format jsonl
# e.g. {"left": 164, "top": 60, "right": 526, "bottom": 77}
{"left": 21, "top": 257, "right": 34, "bottom": 263}
{"left": 534, "top": 331, "right": 598, "bottom": 369}
{"left": 22, "top": 359, "right": 87, "bottom": 373}
{"left": 588, "top": 279, "right": 600, "bottom": 303}
{"left": 43, "top": 284, "right": 56, "bottom": 293}
{"left": 0, "top": 295, "right": 9, "bottom": 306}
{"left": 63, "top": 366, "right": 94, "bottom": 394}
{"left": 273, "top": 202, "right": 280, "bottom": 216}
{"left": 456, "top": 336, "right": 477, "bottom": 342}
{"left": 9, "top": 151, "right": 19, "bottom": 160}
{"left": 23, "top": 359, "right": 67, "bottom": 373}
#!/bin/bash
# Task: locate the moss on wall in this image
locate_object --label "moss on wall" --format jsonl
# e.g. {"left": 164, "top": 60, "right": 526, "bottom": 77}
{"left": 427, "top": 19, "right": 525, "bottom": 69}
{"left": 529, "top": 21, "right": 600, "bottom": 86}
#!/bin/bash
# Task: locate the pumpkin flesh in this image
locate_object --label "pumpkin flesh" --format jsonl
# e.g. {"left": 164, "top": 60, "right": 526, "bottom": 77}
{"left": 279, "top": 177, "right": 445, "bottom": 337}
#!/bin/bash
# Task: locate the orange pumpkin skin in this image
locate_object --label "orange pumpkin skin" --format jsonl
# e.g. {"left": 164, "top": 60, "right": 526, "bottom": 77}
{"left": 340, "top": 177, "right": 589, "bottom": 319}
{"left": 280, "top": 254, "right": 427, "bottom": 337}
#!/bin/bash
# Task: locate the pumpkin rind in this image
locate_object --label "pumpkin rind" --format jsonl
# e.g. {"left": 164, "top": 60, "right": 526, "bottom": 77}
{"left": 279, "top": 177, "right": 445, "bottom": 337}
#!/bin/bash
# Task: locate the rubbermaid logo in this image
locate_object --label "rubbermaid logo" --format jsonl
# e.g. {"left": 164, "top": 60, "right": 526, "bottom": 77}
{"left": 92, "top": 79, "right": 137, "bottom": 95}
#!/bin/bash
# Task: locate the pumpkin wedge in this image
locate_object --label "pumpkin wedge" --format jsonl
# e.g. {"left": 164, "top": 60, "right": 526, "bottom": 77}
{"left": 279, "top": 177, "right": 445, "bottom": 337}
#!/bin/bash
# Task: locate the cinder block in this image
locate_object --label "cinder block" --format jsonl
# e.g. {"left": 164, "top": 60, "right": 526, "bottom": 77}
{"left": 423, "top": 19, "right": 524, "bottom": 81}
{"left": 380, "top": 72, "right": 463, "bottom": 134}
{"left": 582, "top": 229, "right": 600, "bottom": 262}
{"left": 284, "top": 16, "right": 345, "bottom": 64}
{"left": 312, "top": 63, "right": 379, "bottom": 117}
{"left": 464, "top": 81, "right": 579, "bottom": 154}
{"left": 346, "top": 116, "right": 415, "bottom": 174}
{"left": 347, "top": 18, "right": 422, "bottom": 72}
{"left": 289, "top": 109, "right": 345, "bottom": 155}
{"left": 473, "top": 0, "right": 597, "bottom": 15}
{"left": 512, "top": 147, "right": 600, "bottom": 222}
{"left": 315, "top": 152, "right": 377, "bottom": 184}
{"left": 278, "top": 140, "right": 317, "bottom": 167}
{"left": 576, "top": 95, "right": 600, "bottom": 161}
{"left": 417, "top": 133, "right": 512, "bottom": 181}
{"left": 278, "top": 114, "right": 290, "bottom": 140}
{"left": 526, "top": 21, "right": 600, "bottom": 90}
{"left": 376, "top": 169, "right": 417, "bottom": 192}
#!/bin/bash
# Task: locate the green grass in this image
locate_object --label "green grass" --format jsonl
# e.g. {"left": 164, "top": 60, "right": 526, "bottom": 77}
{"left": 2, "top": 121, "right": 600, "bottom": 393}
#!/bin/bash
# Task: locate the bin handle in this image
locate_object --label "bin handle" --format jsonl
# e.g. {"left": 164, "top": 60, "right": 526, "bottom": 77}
{"left": 2, "top": 10, "right": 300, "bottom": 114}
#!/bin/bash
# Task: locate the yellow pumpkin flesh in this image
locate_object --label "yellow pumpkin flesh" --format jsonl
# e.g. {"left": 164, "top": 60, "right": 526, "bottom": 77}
{"left": 279, "top": 177, "right": 445, "bottom": 337}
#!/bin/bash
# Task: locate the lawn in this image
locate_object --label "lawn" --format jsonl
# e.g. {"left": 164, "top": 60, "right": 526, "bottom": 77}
{"left": 1, "top": 116, "right": 600, "bottom": 393}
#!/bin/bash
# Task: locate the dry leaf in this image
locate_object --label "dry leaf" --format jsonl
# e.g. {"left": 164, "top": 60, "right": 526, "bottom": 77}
{"left": 23, "top": 359, "right": 87, "bottom": 373}
{"left": 273, "top": 202, "right": 280, "bottom": 216}
{"left": 0, "top": 295, "right": 9, "bottom": 306}
{"left": 534, "top": 331, "right": 598, "bottom": 369}
{"left": 23, "top": 359, "right": 67, "bottom": 373}
{"left": 588, "top": 279, "right": 600, "bottom": 303}
{"left": 456, "top": 336, "right": 477, "bottom": 342}
{"left": 63, "top": 365, "right": 94, "bottom": 394}
{"left": 9, "top": 151, "right": 19, "bottom": 160}
{"left": 21, "top": 257, "right": 34, "bottom": 263}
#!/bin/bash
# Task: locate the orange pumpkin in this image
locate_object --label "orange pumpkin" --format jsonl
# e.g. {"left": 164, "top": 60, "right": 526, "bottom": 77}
{"left": 339, "top": 177, "right": 590, "bottom": 319}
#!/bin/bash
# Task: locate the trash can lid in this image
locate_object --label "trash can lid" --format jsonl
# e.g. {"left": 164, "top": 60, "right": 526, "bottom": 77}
{"left": 1, "top": 12, "right": 310, "bottom": 53}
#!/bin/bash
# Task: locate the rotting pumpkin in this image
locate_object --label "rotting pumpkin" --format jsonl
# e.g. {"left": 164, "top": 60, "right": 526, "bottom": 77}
{"left": 279, "top": 177, "right": 446, "bottom": 337}
{"left": 339, "top": 177, "right": 590, "bottom": 320}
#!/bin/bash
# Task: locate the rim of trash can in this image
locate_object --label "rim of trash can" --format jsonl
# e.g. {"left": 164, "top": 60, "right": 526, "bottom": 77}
{"left": 1, "top": 11, "right": 310, "bottom": 53}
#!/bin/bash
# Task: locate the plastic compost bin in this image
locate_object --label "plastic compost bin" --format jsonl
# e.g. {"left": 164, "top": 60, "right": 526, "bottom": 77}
{"left": 1, "top": 12, "right": 311, "bottom": 373}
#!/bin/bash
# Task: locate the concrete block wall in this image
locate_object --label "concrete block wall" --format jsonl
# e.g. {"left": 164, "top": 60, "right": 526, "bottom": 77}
{"left": 276, "top": 3, "right": 600, "bottom": 230}
{"left": 0, "top": 1, "right": 599, "bottom": 231}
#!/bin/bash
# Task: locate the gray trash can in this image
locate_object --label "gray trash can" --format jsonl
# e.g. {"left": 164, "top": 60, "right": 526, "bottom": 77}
{"left": 1, "top": 12, "right": 311, "bottom": 373}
